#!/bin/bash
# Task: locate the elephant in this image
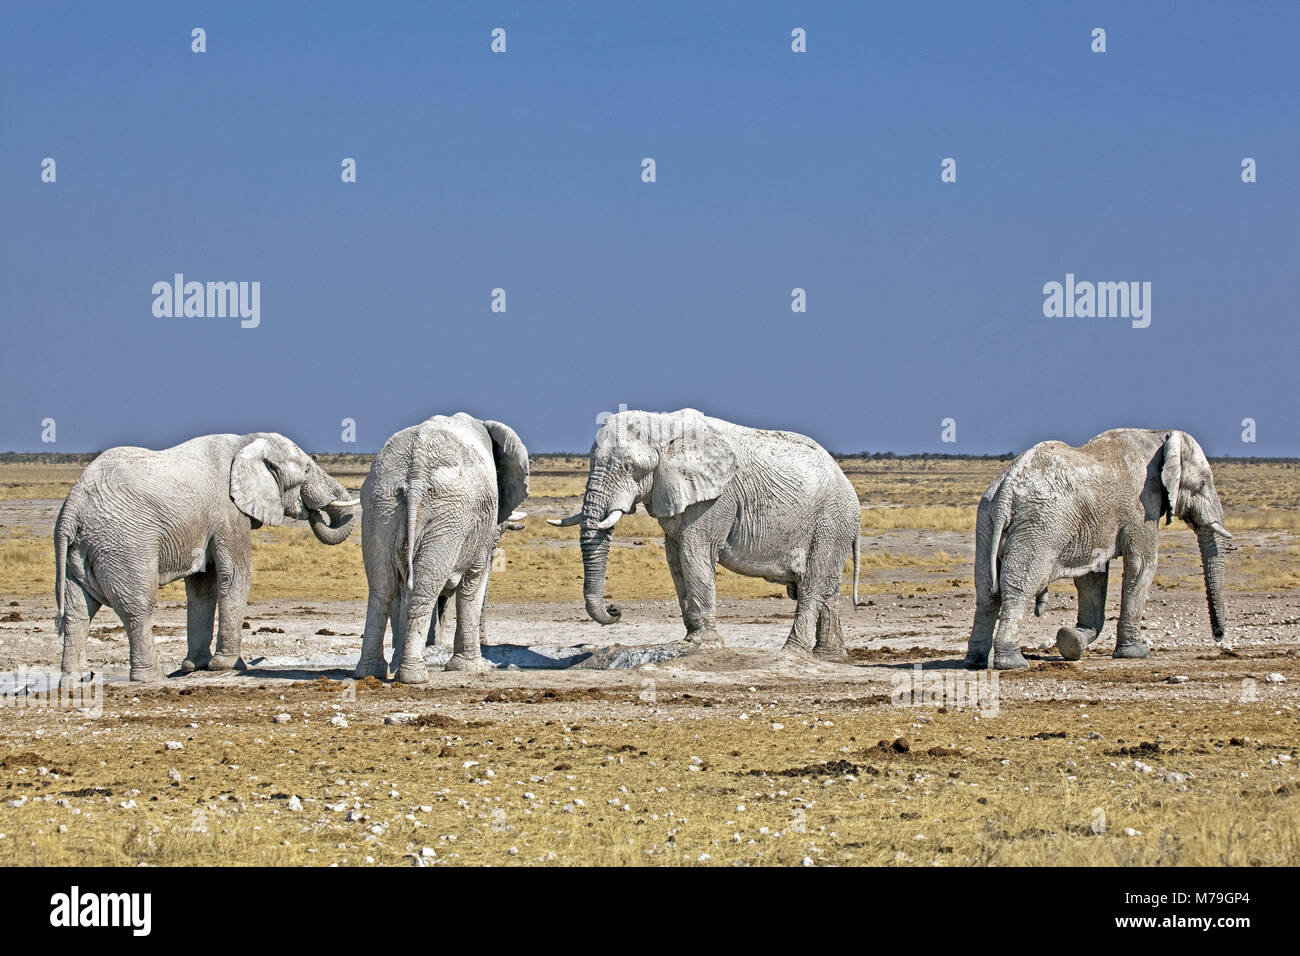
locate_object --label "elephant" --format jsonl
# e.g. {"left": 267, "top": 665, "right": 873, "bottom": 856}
{"left": 965, "top": 428, "right": 1230, "bottom": 670}
{"left": 353, "top": 413, "right": 529, "bottom": 683}
{"left": 548, "top": 408, "right": 861, "bottom": 660}
{"left": 53, "top": 433, "right": 359, "bottom": 683}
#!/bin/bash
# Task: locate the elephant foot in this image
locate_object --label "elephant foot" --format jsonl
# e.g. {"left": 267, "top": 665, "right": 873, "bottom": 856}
{"left": 445, "top": 654, "right": 493, "bottom": 674}
{"left": 129, "top": 663, "right": 165, "bottom": 683}
{"left": 353, "top": 658, "right": 389, "bottom": 681}
{"left": 779, "top": 638, "right": 816, "bottom": 662}
{"left": 812, "top": 643, "right": 848, "bottom": 663}
{"left": 59, "top": 671, "right": 92, "bottom": 692}
{"left": 180, "top": 653, "right": 212, "bottom": 674}
{"left": 684, "top": 628, "right": 724, "bottom": 648}
{"left": 1113, "top": 641, "right": 1150, "bottom": 660}
{"left": 206, "top": 653, "right": 245, "bottom": 672}
{"left": 962, "top": 645, "right": 991, "bottom": 669}
{"left": 394, "top": 661, "right": 431, "bottom": 684}
{"left": 992, "top": 646, "right": 1029, "bottom": 670}
{"left": 1056, "top": 626, "right": 1096, "bottom": 662}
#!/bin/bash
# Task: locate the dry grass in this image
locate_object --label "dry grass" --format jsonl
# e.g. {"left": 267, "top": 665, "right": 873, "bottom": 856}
{"left": 4, "top": 459, "right": 1297, "bottom": 604}
{"left": 0, "top": 679, "right": 1295, "bottom": 866}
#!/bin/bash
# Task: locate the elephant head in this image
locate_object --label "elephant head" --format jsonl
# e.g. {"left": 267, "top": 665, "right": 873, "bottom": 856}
{"left": 1159, "top": 430, "right": 1230, "bottom": 640}
{"left": 550, "top": 409, "right": 739, "bottom": 625}
{"left": 230, "top": 433, "right": 359, "bottom": 545}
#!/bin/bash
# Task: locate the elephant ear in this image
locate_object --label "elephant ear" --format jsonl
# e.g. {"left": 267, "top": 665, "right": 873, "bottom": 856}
{"left": 483, "top": 420, "right": 530, "bottom": 523}
{"left": 650, "top": 420, "right": 739, "bottom": 518}
{"left": 1159, "top": 431, "right": 1184, "bottom": 525}
{"left": 231, "top": 437, "right": 288, "bottom": 526}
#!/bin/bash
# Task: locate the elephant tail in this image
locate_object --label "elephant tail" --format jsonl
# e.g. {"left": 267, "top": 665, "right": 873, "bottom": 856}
{"left": 53, "top": 512, "right": 75, "bottom": 635}
{"left": 402, "top": 484, "right": 422, "bottom": 585}
{"left": 851, "top": 534, "right": 861, "bottom": 609}
{"left": 986, "top": 480, "right": 1014, "bottom": 597}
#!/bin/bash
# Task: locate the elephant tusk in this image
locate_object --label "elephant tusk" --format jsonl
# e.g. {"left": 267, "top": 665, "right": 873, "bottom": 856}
{"left": 328, "top": 498, "right": 361, "bottom": 508}
{"left": 547, "top": 513, "right": 582, "bottom": 527}
{"left": 596, "top": 510, "right": 624, "bottom": 530}
{"left": 508, "top": 510, "right": 527, "bottom": 521}
{"left": 1209, "top": 522, "right": 1232, "bottom": 539}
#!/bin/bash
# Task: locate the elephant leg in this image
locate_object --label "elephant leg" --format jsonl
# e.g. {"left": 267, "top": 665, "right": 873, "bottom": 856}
{"left": 447, "top": 561, "right": 493, "bottom": 672}
{"left": 426, "top": 592, "right": 449, "bottom": 648}
{"left": 810, "top": 537, "right": 850, "bottom": 662}
{"left": 181, "top": 569, "right": 218, "bottom": 673}
{"left": 664, "top": 535, "right": 690, "bottom": 621}
{"left": 389, "top": 590, "right": 408, "bottom": 670}
{"left": 811, "top": 599, "right": 847, "bottom": 662}
{"left": 395, "top": 546, "right": 456, "bottom": 683}
{"left": 675, "top": 537, "right": 722, "bottom": 647}
{"left": 355, "top": 587, "right": 394, "bottom": 680}
{"left": 964, "top": 592, "right": 1000, "bottom": 667}
{"left": 989, "top": 591, "right": 1031, "bottom": 670}
{"left": 209, "top": 557, "right": 251, "bottom": 671}
{"left": 120, "top": 600, "right": 162, "bottom": 682}
{"left": 476, "top": 563, "right": 492, "bottom": 647}
{"left": 1115, "top": 546, "right": 1156, "bottom": 659}
{"left": 58, "top": 579, "right": 100, "bottom": 686}
{"left": 1057, "top": 569, "right": 1108, "bottom": 661}
{"left": 394, "top": 598, "right": 437, "bottom": 683}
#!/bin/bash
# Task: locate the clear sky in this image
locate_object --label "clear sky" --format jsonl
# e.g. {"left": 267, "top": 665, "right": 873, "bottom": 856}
{"left": 2, "top": 2, "right": 1296, "bottom": 456}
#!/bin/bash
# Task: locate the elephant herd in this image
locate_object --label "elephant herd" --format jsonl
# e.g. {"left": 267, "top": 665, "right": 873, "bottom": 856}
{"left": 50, "top": 408, "right": 1231, "bottom": 686}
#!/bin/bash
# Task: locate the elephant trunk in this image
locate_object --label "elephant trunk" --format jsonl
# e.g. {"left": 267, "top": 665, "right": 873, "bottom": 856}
{"left": 579, "top": 484, "right": 621, "bottom": 625}
{"left": 1196, "top": 525, "right": 1227, "bottom": 641}
{"left": 304, "top": 473, "right": 357, "bottom": 546}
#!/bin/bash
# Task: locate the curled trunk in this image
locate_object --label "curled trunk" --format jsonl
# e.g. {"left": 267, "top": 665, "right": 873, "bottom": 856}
{"left": 304, "top": 473, "right": 357, "bottom": 545}
{"left": 308, "top": 503, "right": 356, "bottom": 545}
{"left": 1196, "top": 526, "right": 1227, "bottom": 640}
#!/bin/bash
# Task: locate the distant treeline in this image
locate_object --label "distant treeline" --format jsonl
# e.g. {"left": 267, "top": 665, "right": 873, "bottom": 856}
{"left": 5, "top": 451, "right": 1298, "bottom": 466}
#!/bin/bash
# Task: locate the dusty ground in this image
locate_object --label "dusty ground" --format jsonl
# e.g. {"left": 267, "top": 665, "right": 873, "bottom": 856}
{"left": 0, "top": 458, "right": 1297, "bottom": 865}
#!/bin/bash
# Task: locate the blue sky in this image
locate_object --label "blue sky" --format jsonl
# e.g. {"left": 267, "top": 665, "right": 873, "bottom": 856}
{"left": 2, "top": 2, "right": 1297, "bottom": 455}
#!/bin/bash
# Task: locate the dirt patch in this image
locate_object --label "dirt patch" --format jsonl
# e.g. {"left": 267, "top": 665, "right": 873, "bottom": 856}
{"left": 849, "top": 645, "right": 948, "bottom": 662}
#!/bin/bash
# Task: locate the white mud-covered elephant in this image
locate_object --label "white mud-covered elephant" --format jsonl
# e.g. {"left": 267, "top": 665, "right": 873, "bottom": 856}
{"left": 966, "top": 428, "right": 1230, "bottom": 670}
{"left": 549, "top": 408, "right": 861, "bottom": 660}
{"left": 54, "top": 433, "right": 359, "bottom": 683}
{"left": 353, "top": 413, "right": 529, "bottom": 683}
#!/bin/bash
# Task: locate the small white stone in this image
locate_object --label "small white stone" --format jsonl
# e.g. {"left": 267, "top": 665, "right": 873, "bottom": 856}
{"left": 1265, "top": 673, "right": 1286, "bottom": 684}
{"left": 288, "top": 795, "right": 303, "bottom": 812}
{"left": 273, "top": 713, "right": 291, "bottom": 724}
{"left": 166, "top": 768, "right": 182, "bottom": 783}
{"left": 329, "top": 714, "right": 348, "bottom": 728}
{"left": 164, "top": 741, "right": 183, "bottom": 751}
